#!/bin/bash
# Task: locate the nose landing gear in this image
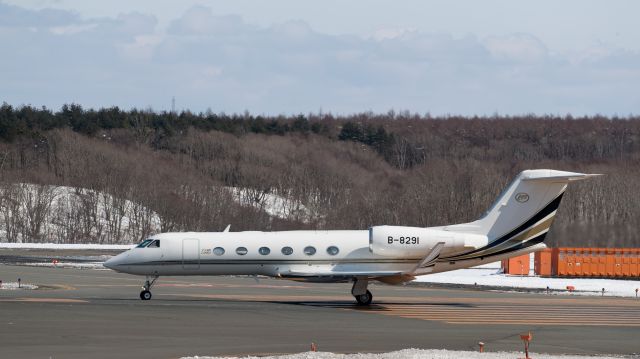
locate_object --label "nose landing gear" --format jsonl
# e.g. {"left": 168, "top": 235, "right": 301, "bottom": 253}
{"left": 140, "top": 290, "right": 152, "bottom": 300}
{"left": 352, "top": 277, "right": 373, "bottom": 306}
{"left": 140, "top": 275, "right": 158, "bottom": 300}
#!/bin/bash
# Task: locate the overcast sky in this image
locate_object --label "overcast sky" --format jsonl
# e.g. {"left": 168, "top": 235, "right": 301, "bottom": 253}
{"left": 1, "top": 0, "right": 639, "bottom": 115}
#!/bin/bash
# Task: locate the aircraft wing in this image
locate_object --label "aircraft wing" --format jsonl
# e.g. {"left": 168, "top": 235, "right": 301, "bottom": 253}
{"left": 281, "top": 270, "right": 403, "bottom": 278}
{"left": 277, "top": 269, "right": 405, "bottom": 283}
{"left": 409, "top": 242, "right": 446, "bottom": 275}
{"left": 277, "top": 243, "right": 448, "bottom": 282}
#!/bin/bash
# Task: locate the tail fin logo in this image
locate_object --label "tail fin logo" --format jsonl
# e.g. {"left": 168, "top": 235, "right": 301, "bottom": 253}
{"left": 515, "top": 193, "right": 530, "bottom": 203}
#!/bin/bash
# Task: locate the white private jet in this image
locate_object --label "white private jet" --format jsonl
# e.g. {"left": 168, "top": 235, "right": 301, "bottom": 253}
{"left": 104, "top": 169, "right": 599, "bottom": 305}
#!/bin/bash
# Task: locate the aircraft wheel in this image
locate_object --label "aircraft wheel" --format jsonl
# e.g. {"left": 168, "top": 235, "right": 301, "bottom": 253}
{"left": 140, "top": 290, "right": 152, "bottom": 300}
{"left": 355, "top": 290, "right": 373, "bottom": 306}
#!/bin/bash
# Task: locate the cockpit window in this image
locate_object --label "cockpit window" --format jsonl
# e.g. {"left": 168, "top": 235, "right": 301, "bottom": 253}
{"left": 136, "top": 239, "right": 153, "bottom": 248}
{"left": 136, "top": 239, "right": 159, "bottom": 248}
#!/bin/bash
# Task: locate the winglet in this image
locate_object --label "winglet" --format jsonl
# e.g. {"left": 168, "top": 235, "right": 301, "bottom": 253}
{"left": 223, "top": 224, "right": 231, "bottom": 233}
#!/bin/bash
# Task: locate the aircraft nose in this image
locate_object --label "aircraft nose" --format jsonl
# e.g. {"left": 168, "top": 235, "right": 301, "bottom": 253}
{"left": 103, "top": 256, "right": 117, "bottom": 270}
{"left": 104, "top": 252, "right": 127, "bottom": 270}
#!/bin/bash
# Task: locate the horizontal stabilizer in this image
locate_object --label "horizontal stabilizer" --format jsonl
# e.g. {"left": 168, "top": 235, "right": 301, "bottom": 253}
{"left": 521, "top": 170, "right": 602, "bottom": 182}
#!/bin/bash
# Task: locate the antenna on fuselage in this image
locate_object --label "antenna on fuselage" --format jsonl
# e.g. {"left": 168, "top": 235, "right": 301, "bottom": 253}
{"left": 223, "top": 224, "right": 231, "bottom": 232}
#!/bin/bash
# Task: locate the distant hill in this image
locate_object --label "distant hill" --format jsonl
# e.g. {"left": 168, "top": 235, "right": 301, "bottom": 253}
{"left": 1, "top": 103, "right": 638, "bottom": 246}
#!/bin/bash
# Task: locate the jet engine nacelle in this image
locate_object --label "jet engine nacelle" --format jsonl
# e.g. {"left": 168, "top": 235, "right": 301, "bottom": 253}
{"left": 369, "top": 225, "right": 488, "bottom": 258}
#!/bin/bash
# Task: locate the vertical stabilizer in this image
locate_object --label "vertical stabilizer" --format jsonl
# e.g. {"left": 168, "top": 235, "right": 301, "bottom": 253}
{"left": 442, "top": 169, "right": 600, "bottom": 260}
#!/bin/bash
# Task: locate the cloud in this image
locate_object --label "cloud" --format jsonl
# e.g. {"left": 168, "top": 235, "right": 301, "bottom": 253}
{"left": 1, "top": 3, "right": 639, "bottom": 115}
{"left": 372, "top": 27, "right": 417, "bottom": 41}
{"left": 0, "top": 2, "right": 79, "bottom": 27}
{"left": 49, "top": 23, "right": 97, "bottom": 35}
{"left": 484, "top": 33, "right": 548, "bottom": 64}
{"left": 167, "top": 6, "right": 245, "bottom": 36}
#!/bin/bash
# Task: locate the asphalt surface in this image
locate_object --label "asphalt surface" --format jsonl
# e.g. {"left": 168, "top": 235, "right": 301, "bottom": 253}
{"left": 1, "top": 263, "right": 640, "bottom": 359}
{"left": 0, "top": 248, "right": 123, "bottom": 264}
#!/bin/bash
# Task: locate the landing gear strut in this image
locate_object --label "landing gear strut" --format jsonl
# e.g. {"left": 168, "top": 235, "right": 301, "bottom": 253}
{"left": 140, "top": 275, "right": 158, "bottom": 300}
{"left": 352, "top": 277, "right": 373, "bottom": 306}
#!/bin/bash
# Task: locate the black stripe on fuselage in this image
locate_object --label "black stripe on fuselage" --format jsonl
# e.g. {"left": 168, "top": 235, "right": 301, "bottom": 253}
{"left": 438, "top": 232, "right": 547, "bottom": 262}
{"left": 441, "top": 193, "right": 563, "bottom": 260}
{"left": 122, "top": 258, "right": 418, "bottom": 266}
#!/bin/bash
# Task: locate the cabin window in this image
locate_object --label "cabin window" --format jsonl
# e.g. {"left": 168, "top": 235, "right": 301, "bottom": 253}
{"left": 236, "top": 247, "right": 248, "bottom": 255}
{"left": 149, "top": 240, "right": 160, "bottom": 248}
{"left": 303, "top": 246, "right": 316, "bottom": 256}
{"left": 213, "top": 247, "right": 225, "bottom": 256}
{"left": 281, "top": 246, "right": 293, "bottom": 255}
{"left": 326, "top": 246, "right": 339, "bottom": 256}
{"left": 259, "top": 247, "right": 271, "bottom": 255}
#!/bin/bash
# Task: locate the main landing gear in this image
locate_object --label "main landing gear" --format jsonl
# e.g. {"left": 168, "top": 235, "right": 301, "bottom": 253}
{"left": 140, "top": 275, "right": 158, "bottom": 300}
{"left": 352, "top": 277, "right": 373, "bottom": 306}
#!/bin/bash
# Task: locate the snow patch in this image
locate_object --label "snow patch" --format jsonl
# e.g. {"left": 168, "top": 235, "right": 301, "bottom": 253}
{"left": 0, "top": 243, "right": 134, "bottom": 250}
{"left": 181, "top": 349, "right": 620, "bottom": 359}
{"left": 0, "top": 183, "right": 161, "bottom": 244}
{"left": 21, "top": 262, "right": 108, "bottom": 270}
{"left": 227, "top": 187, "right": 314, "bottom": 222}
{"left": 0, "top": 282, "right": 38, "bottom": 290}
{"left": 415, "top": 267, "right": 640, "bottom": 297}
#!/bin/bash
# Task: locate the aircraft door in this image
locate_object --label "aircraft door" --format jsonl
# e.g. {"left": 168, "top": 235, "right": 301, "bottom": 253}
{"left": 182, "top": 239, "right": 200, "bottom": 270}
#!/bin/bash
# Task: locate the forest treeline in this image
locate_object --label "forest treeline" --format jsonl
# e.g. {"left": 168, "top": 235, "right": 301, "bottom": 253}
{"left": 1, "top": 103, "right": 639, "bottom": 247}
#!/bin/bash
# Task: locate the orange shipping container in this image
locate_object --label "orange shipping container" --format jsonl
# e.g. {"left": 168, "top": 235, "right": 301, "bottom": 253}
{"left": 554, "top": 248, "right": 566, "bottom": 276}
{"left": 575, "top": 249, "right": 585, "bottom": 276}
{"left": 534, "top": 248, "right": 553, "bottom": 276}
{"left": 614, "top": 249, "right": 623, "bottom": 276}
{"left": 502, "top": 254, "right": 530, "bottom": 275}
{"left": 566, "top": 248, "right": 576, "bottom": 276}
{"left": 606, "top": 249, "right": 616, "bottom": 277}
{"left": 582, "top": 249, "right": 594, "bottom": 276}
{"left": 552, "top": 248, "right": 559, "bottom": 276}
{"left": 596, "top": 249, "right": 607, "bottom": 276}
{"left": 550, "top": 247, "right": 640, "bottom": 278}
{"left": 631, "top": 249, "right": 640, "bottom": 277}
{"left": 586, "top": 249, "right": 596, "bottom": 276}
{"left": 622, "top": 249, "right": 632, "bottom": 277}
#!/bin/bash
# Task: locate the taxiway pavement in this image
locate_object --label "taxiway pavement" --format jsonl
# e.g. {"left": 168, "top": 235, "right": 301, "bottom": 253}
{"left": 1, "top": 264, "right": 639, "bottom": 359}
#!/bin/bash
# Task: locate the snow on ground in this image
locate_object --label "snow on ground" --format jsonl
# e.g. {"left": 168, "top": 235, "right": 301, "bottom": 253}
{"left": 227, "top": 187, "right": 315, "bottom": 222}
{"left": 416, "top": 253, "right": 640, "bottom": 298}
{"left": 0, "top": 243, "right": 134, "bottom": 250}
{"left": 0, "top": 183, "right": 162, "bottom": 244}
{"left": 0, "top": 281, "right": 38, "bottom": 290}
{"left": 0, "top": 183, "right": 316, "bottom": 246}
{"left": 21, "top": 262, "right": 108, "bottom": 270}
{"left": 415, "top": 267, "right": 640, "bottom": 298}
{"left": 181, "top": 349, "right": 621, "bottom": 359}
